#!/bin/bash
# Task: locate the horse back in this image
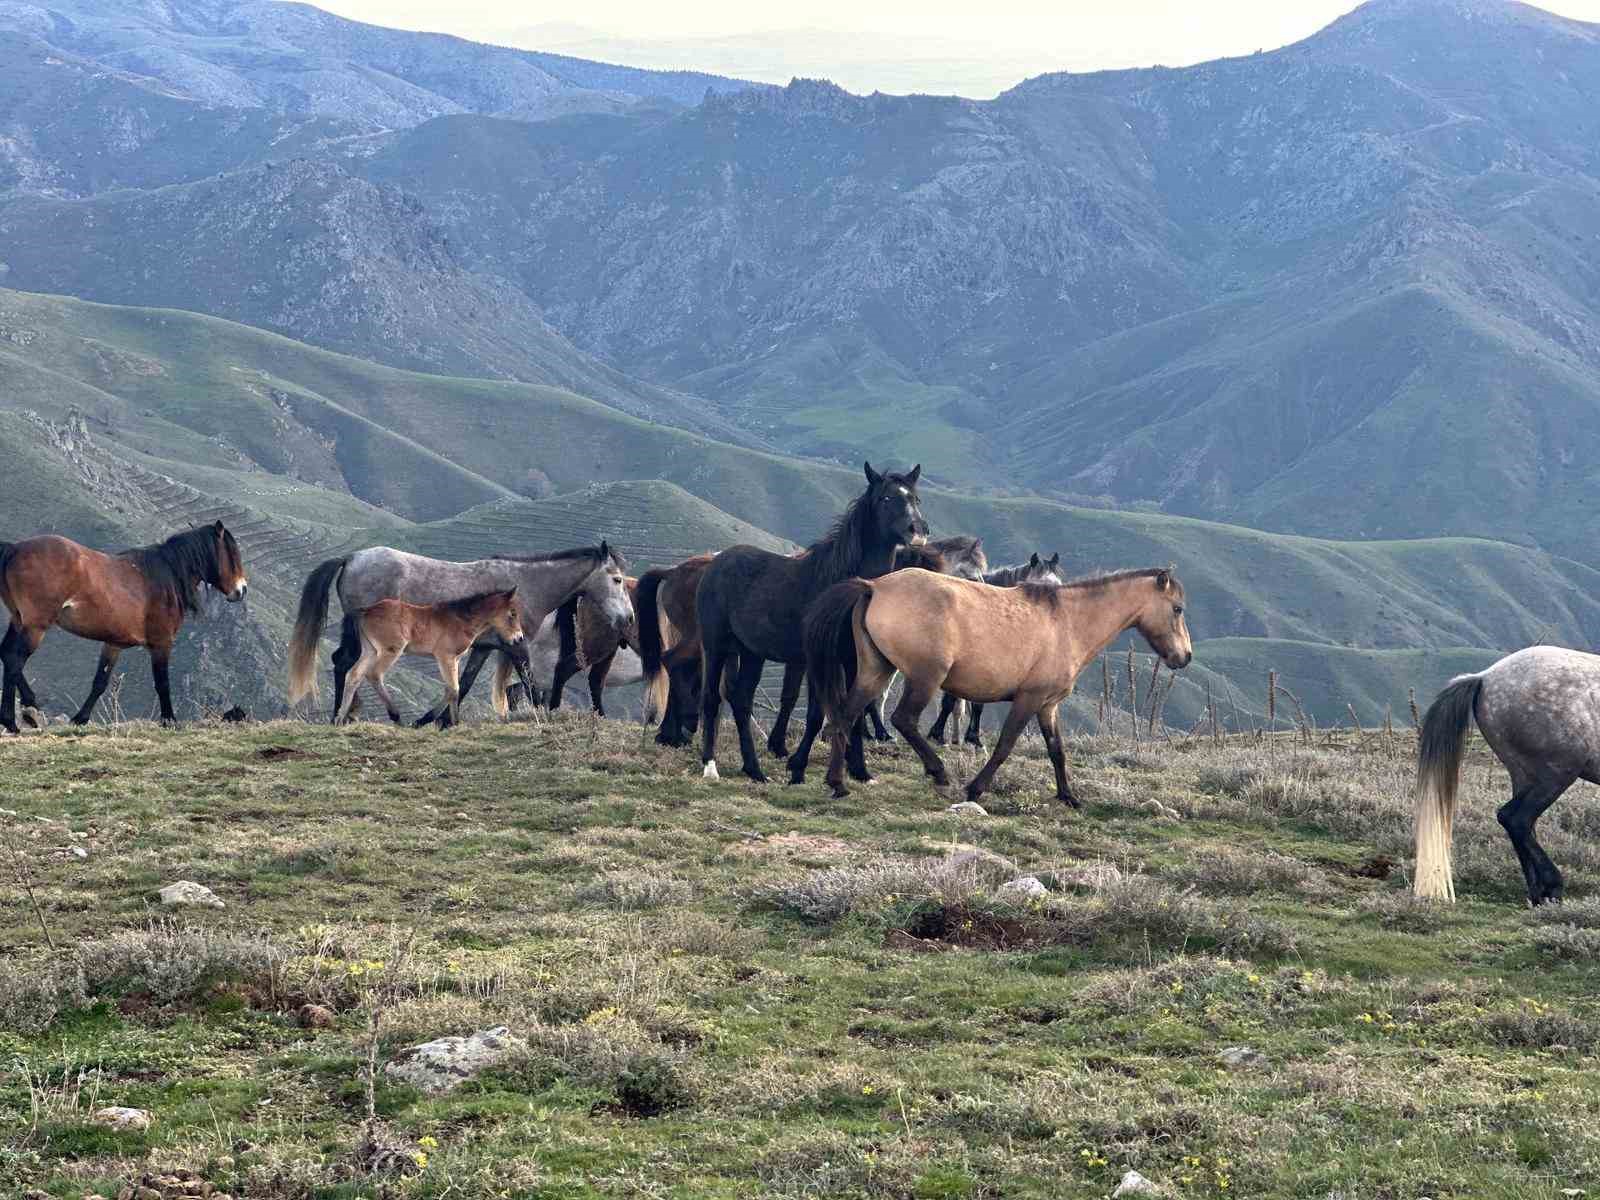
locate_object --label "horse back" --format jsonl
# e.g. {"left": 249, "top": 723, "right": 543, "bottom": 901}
{"left": 1476, "top": 646, "right": 1600, "bottom": 778}
{"left": 700, "top": 545, "right": 813, "bottom": 662}
{"left": 0, "top": 535, "right": 158, "bottom": 642}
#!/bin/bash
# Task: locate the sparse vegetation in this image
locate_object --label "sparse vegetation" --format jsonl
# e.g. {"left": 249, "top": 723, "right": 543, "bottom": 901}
{"left": 1, "top": 716, "right": 1599, "bottom": 1198}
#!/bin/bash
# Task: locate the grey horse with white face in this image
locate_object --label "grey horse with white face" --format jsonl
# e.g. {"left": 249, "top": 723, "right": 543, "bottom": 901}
{"left": 289, "top": 543, "right": 631, "bottom": 724}
{"left": 1414, "top": 645, "right": 1600, "bottom": 905}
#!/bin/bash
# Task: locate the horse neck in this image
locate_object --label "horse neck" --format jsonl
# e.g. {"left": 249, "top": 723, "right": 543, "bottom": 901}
{"left": 514, "top": 557, "right": 598, "bottom": 619}
{"left": 810, "top": 511, "right": 898, "bottom": 588}
{"left": 1054, "top": 579, "right": 1152, "bottom": 662}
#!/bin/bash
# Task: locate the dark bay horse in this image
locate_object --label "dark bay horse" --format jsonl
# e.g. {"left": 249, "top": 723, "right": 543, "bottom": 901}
{"left": 926, "top": 551, "right": 1063, "bottom": 748}
{"left": 698, "top": 462, "right": 927, "bottom": 782}
{"left": 1413, "top": 646, "right": 1600, "bottom": 906}
{"left": 336, "top": 590, "right": 529, "bottom": 728}
{"left": 806, "top": 567, "right": 1192, "bottom": 802}
{"left": 636, "top": 554, "right": 713, "bottom": 748}
{"left": 289, "top": 543, "right": 630, "bottom": 724}
{"left": 0, "top": 521, "right": 248, "bottom": 731}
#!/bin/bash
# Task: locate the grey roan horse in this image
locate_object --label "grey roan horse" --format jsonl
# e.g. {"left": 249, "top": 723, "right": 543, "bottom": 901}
{"left": 288, "top": 544, "right": 632, "bottom": 724}
{"left": 1414, "top": 645, "right": 1600, "bottom": 905}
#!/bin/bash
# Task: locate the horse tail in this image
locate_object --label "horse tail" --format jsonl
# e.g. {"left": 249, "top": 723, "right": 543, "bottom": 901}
{"left": 491, "top": 654, "right": 515, "bottom": 718}
{"left": 287, "top": 556, "right": 347, "bottom": 705}
{"left": 1413, "top": 673, "right": 1483, "bottom": 902}
{"left": 635, "top": 569, "right": 671, "bottom": 724}
{"left": 805, "top": 579, "right": 874, "bottom": 723}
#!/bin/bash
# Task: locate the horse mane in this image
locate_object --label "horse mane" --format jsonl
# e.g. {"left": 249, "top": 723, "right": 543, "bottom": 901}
{"left": 123, "top": 526, "right": 220, "bottom": 614}
{"left": 494, "top": 545, "right": 628, "bottom": 569}
{"left": 1062, "top": 567, "right": 1170, "bottom": 591}
{"left": 442, "top": 589, "right": 514, "bottom": 618}
{"left": 802, "top": 490, "right": 879, "bottom": 589}
{"left": 894, "top": 544, "right": 947, "bottom": 573}
{"left": 1019, "top": 582, "right": 1063, "bottom": 608}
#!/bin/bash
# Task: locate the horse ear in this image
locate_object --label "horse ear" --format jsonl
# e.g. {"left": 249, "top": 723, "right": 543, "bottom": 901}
{"left": 864, "top": 461, "right": 881, "bottom": 486}
{"left": 907, "top": 464, "right": 922, "bottom": 486}
{"left": 1155, "top": 569, "right": 1173, "bottom": 591}
{"left": 213, "top": 519, "right": 225, "bottom": 534}
{"left": 1029, "top": 552, "right": 1041, "bottom": 568}
{"left": 599, "top": 540, "right": 610, "bottom": 561}
{"left": 1048, "top": 552, "right": 1060, "bottom": 567}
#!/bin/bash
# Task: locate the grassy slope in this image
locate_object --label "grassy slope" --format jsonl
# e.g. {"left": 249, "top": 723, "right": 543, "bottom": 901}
{"left": 3, "top": 718, "right": 1600, "bottom": 1198}
{"left": 2, "top": 285, "right": 1596, "bottom": 725}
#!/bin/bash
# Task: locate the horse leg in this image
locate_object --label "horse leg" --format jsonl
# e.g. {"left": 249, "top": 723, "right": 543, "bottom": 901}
{"left": 927, "top": 690, "right": 959, "bottom": 744}
{"left": 150, "top": 645, "right": 177, "bottom": 726}
{"left": 766, "top": 662, "right": 803, "bottom": 759}
{"left": 1, "top": 623, "right": 44, "bottom": 733}
{"left": 1498, "top": 772, "right": 1576, "bottom": 905}
{"left": 370, "top": 674, "right": 403, "bottom": 725}
{"left": 587, "top": 652, "right": 616, "bottom": 716}
{"left": 699, "top": 642, "right": 731, "bottom": 775}
{"left": 868, "top": 686, "right": 892, "bottom": 743}
{"left": 71, "top": 645, "right": 124, "bottom": 726}
{"left": 2, "top": 626, "right": 40, "bottom": 718}
{"left": 845, "top": 715, "right": 874, "bottom": 782}
{"left": 549, "top": 646, "right": 583, "bottom": 712}
{"left": 787, "top": 691, "right": 828, "bottom": 784}
{"left": 729, "top": 652, "right": 770, "bottom": 784}
{"left": 964, "top": 702, "right": 986, "bottom": 748}
{"left": 1036, "top": 703, "right": 1077, "bottom": 808}
{"left": 331, "top": 614, "right": 361, "bottom": 722}
{"left": 965, "top": 703, "right": 1036, "bottom": 804}
{"left": 416, "top": 644, "right": 492, "bottom": 726}
{"left": 889, "top": 676, "right": 948, "bottom": 787}
{"left": 433, "top": 650, "right": 463, "bottom": 730}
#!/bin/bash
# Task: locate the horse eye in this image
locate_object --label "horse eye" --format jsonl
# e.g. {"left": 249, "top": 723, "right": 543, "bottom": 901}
{"left": 1174, "top": 604, "right": 1185, "bottom": 616}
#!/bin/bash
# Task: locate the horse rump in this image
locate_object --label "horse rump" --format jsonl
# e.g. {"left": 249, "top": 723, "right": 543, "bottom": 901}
{"left": 287, "top": 556, "right": 348, "bottom": 704}
{"left": 804, "top": 578, "right": 873, "bottom": 721}
{"left": 1413, "top": 673, "right": 1484, "bottom": 902}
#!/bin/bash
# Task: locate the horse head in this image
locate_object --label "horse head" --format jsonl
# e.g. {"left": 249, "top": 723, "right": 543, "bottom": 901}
{"left": 210, "top": 520, "right": 248, "bottom": 602}
{"left": 581, "top": 542, "right": 634, "bottom": 635}
{"left": 863, "top": 461, "right": 928, "bottom": 548}
{"left": 1134, "top": 568, "right": 1193, "bottom": 670}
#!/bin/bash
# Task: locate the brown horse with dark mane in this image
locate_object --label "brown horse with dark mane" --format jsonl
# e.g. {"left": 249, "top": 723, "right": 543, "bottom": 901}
{"left": 0, "top": 521, "right": 248, "bottom": 731}
{"left": 806, "top": 566, "right": 1191, "bottom": 803}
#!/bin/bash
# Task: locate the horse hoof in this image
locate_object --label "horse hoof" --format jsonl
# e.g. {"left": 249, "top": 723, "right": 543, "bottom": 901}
{"left": 1059, "top": 792, "right": 1082, "bottom": 810}
{"left": 768, "top": 742, "right": 790, "bottom": 759}
{"left": 745, "top": 769, "right": 771, "bottom": 785}
{"left": 703, "top": 761, "right": 720, "bottom": 780}
{"left": 829, "top": 784, "right": 850, "bottom": 799}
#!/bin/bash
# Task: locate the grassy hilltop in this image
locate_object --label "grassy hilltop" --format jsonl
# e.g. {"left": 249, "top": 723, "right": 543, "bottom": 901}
{"left": 3, "top": 716, "right": 1600, "bottom": 1198}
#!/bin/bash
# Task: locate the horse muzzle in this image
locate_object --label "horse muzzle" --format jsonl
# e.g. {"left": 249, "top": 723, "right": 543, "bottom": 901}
{"left": 1165, "top": 650, "right": 1193, "bottom": 670}
{"left": 228, "top": 582, "right": 248, "bottom": 602}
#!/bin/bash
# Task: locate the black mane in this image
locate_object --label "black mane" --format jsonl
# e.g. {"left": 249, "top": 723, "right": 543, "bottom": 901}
{"left": 123, "top": 526, "right": 221, "bottom": 614}
{"left": 802, "top": 482, "right": 904, "bottom": 589}
{"left": 494, "top": 544, "right": 627, "bottom": 570}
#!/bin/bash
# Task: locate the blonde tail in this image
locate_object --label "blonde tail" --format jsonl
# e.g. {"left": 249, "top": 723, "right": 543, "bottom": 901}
{"left": 490, "top": 655, "right": 516, "bottom": 718}
{"left": 1412, "top": 675, "right": 1483, "bottom": 902}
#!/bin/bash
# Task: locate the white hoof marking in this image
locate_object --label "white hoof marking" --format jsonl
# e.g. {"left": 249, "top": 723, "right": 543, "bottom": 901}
{"left": 703, "top": 761, "right": 720, "bottom": 780}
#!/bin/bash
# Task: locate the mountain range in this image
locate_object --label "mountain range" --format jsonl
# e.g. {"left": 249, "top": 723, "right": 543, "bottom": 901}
{"left": 0, "top": 0, "right": 1597, "bottom": 726}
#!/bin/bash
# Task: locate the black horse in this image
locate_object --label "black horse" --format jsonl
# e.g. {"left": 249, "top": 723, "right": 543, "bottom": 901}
{"left": 697, "top": 462, "right": 927, "bottom": 783}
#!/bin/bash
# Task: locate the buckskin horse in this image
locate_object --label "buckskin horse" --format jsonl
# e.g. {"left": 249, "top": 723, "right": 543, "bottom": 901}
{"left": 806, "top": 567, "right": 1192, "bottom": 803}
{"left": 696, "top": 462, "right": 927, "bottom": 783}
{"left": 0, "top": 521, "right": 248, "bottom": 731}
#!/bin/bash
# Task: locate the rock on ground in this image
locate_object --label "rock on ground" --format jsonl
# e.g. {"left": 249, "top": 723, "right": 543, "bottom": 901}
{"left": 158, "top": 881, "right": 224, "bottom": 909}
{"left": 91, "top": 1105, "right": 152, "bottom": 1132}
{"left": 946, "top": 801, "right": 988, "bottom": 817}
{"left": 1217, "top": 1045, "right": 1266, "bottom": 1070}
{"left": 297, "top": 1003, "right": 336, "bottom": 1030}
{"left": 997, "top": 876, "right": 1049, "bottom": 902}
{"left": 1112, "top": 1169, "right": 1161, "bottom": 1196}
{"left": 384, "top": 1026, "right": 526, "bottom": 1094}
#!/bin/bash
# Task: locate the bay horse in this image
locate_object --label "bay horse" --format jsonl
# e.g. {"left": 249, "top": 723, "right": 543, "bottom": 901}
{"left": 289, "top": 543, "right": 630, "bottom": 725}
{"left": 1413, "top": 646, "right": 1600, "bottom": 906}
{"left": 0, "top": 521, "right": 248, "bottom": 731}
{"left": 806, "top": 567, "right": 1192, "bottom": 802}
{"left": 543, "top": 577, "right": 642, "bottom": 717}
{"left": 335, "top": 590, "right": 530, "bottom": 728}
{"left": 636, "top": 554, "right": 710, "bottom": 747}
{"left": 926, "top": 551, "right": 1063, "bottom": 748}
{"left": 697, "top": 462, "right": 927, "bottom": 782}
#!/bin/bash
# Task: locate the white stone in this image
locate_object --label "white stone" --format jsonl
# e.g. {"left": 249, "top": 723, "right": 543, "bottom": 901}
{"left": 1217, "top": 1045, "right": 1266, "bottom": 1070}
{"left": 158, "top": 881, "right": 224, "bottom": 909}
{"left": 946, "top": 800, "right": 987, "bottom": 816}
{"left": 1112, "top": 1169, "right": 1160, "bottom": 1197}
{"left": 998, "top": 876, "right": 1048, "bottom": 902}
{"left": 91, "top": 1105, "right": 152, "bottom": 1132}
{"left": 384, "top": 1026, "right": 526, "bottom": 1095}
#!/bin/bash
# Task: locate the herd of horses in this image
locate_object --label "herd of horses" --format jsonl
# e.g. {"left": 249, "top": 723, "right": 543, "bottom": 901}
{"left": 0, "top": 468, "right": 1591, "bottom": 909}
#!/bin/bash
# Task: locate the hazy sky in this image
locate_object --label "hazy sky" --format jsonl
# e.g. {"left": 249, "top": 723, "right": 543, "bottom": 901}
{"left": 313, "top": 1, "right": 1600, "bottom": 96}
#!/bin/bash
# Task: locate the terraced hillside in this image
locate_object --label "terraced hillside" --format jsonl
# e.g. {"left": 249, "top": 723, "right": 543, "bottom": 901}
{"left": 1, "top": 285, "right": 1594, "bottom": 728}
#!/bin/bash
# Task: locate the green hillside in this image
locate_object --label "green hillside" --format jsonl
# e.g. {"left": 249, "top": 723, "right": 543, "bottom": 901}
{"left": 0, "top": 286, "right": 1590, "bottom": 728}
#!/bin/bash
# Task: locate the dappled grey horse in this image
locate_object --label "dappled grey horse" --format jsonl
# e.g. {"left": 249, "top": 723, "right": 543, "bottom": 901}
{"left": 289, "top": 544, "right": 632, "bottom": 724}
{"left": 1414, "top": 645, "right": 1600, "bottom": 905}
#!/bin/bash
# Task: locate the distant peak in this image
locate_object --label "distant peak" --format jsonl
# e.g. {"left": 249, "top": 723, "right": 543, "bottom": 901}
{"left": 1328, "top": 0, "right": 1584, "bottom": 31}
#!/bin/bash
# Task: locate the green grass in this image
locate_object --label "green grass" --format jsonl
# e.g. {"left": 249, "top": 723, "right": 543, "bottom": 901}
{"left": 4, "top": 715, "right": 1600, "bottom": 1197}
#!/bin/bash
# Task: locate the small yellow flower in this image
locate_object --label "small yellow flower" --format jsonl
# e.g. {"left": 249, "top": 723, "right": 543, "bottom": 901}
{"left": 862, "top": 1085, "right": 875, "bottom": 1095}
{"left": 412, "top": 1151, "right": 428, "bottom": 1169}
{"left": 418, "top": 1136, "right": 438, "bottom": 1150}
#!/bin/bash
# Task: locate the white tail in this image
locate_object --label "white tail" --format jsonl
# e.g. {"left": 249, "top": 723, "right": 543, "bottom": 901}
{"left": 1410, "top": 675, "right": 1481, "bottom": 902}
